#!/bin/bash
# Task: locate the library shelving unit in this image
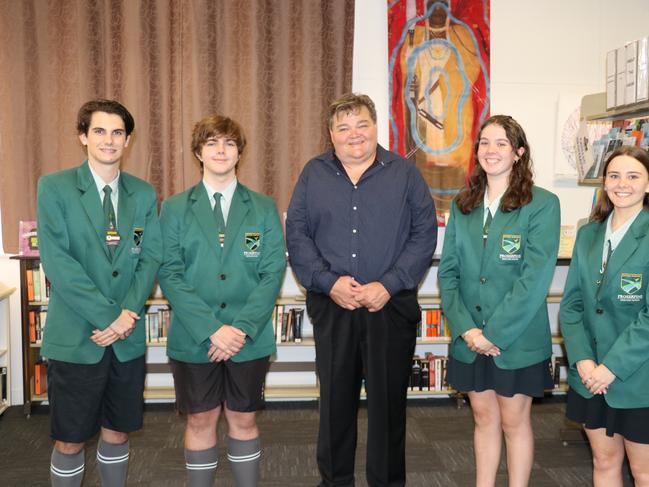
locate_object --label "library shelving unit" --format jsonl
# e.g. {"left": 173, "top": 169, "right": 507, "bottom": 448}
{"left": 13, "top": 256, "right": 571, "bottom": 414}
{"left": 0, "top": 282, "right": 16, "bottom": 416}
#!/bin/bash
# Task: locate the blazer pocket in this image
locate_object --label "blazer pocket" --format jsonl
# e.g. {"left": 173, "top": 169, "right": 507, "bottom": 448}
{"left": 495, "top": 231, "right": 525, "bottom": 265}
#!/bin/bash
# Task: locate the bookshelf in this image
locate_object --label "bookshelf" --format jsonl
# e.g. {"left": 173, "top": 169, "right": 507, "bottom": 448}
{"left": 578, "top": 92, "right": 649, "bottom": 186}
{"left": 0, "top": 283, "right": 16, "bottom": 416}
{"left": 12, "top": 256, "right": 570, "bottom": 413}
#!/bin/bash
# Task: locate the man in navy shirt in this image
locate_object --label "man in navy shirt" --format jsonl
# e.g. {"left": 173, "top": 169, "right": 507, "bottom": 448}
{"left": 286, "top": 93, "right": 437, "bottom": 487}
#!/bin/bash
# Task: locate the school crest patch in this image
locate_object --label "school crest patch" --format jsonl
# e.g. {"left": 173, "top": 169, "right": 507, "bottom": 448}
{"left": 244, "top": 232, "right": 261, "bottom": 258}
{"left": 499, "top": 234, "right": 522, "bottom": 261}
{"left": 618, "top": 273, "right": 643, "bottom": 302}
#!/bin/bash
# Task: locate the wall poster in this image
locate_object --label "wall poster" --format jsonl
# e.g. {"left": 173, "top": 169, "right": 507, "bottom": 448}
{"left": 389, "top": 0, "right": 490, "bottom": 221}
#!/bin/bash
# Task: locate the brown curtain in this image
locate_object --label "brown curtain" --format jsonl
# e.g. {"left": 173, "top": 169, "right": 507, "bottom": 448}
{"left": 0, "top": 0, "right": 354, "bottom": 254}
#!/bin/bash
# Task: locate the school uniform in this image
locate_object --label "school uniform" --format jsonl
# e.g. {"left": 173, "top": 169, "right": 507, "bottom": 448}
{"left": 38, "top": 160, "right": 162, "bottom": 364}
{"left": 560, "top": 209, "right": 649, "bottom": 442}
{"left": 438, "top": 186, "right": 561, "bottom": 395}
{"left": 158, "top": 181, "right": 286, "bottom": 365}
{"left": 37, "top": 160, "right": 162, "bottom": 444}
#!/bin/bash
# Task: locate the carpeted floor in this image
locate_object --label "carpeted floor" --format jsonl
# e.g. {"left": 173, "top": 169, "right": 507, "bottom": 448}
{"left": 0, "top": 398, "right": 634, "bottom": 486}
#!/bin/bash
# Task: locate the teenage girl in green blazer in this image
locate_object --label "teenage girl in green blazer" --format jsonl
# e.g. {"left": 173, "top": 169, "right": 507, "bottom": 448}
{"left": 439, "top": 115, "right": 560, "bottom": 487}
{"left": 560, "top": 145, "right": 649, "bottom": 486}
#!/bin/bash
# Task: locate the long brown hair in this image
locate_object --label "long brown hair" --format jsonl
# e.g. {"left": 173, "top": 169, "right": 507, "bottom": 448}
{"left": 455, "top": 115, "right": 534, "bottom": 214}
{"left": 590, "top": 145, "right": 649, "bottom": 222}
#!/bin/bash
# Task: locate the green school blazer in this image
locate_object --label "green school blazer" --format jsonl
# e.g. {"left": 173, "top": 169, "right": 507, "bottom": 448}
{"left": 560, "top": 209, "right": 649, "bottom": 408}
{"left": 158, "top": 182, "right": 286, "bottom": 363}
{"left": 438, "top": 186, "right": 561, "bottom": 369}
{"left": 38, "top": 161, "right": 162, "bottom": 364}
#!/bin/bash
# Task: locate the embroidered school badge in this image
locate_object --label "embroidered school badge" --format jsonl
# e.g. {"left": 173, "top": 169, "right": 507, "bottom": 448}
{"left": 499, "top": 234, "right": 522, "bottom": 261}
{"left": 244, "top": 232, "right": 261, "bottom": 258}
{"left": 618, "top": 273, "right": 643, "bottom": 302}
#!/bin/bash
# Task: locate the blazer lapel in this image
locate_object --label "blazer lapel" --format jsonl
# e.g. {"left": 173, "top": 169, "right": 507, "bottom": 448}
{"left": 604, "top": 210, "right": 649, "bottom": 285}
{"left": 114, "top": 175, "right": 136, "bottom": 260}
{"left": 222, "top": 183, "right": 251, "bottom": 259}
{"left": 468, "top": 202, "right": 485, "bottom": 254}
{"left": 586, "top": 220, "right": 607, "bottom": 289}
{"left": 77, "top": 161, "right": 111, "bottom": 260}
{"left": 190, "top": 184, "right": 222, "bottom": 260}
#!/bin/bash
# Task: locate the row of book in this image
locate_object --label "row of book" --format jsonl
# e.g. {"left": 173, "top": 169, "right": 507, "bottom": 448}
{"left": 25, "top": 263, "right": 50, "bottom": 303}
{"left": 583, "top": 118, "right": 649, "bottom": 180}
{"left": 272, "top": 306, "right": 307, "bottom": 343}
{"left": 145, "top": 309, "right": 171, "bottom": 343}
{"left": 418, "top": 307, "right": 451, "bottom": 339}
{"left": 606, "top": 37, "right": 649, "bottom": 110}
{"left": 28, "top": 310, "right": 47, "bottom": 344}
{"left": 410, "top": 354, "right": 450, "bottom": 392}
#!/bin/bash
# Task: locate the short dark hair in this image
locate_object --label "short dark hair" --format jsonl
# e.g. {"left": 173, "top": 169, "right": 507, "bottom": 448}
{"left": 328, "top": 93, "right": 377, "bottom": 130}
{"left": 191, "top": 115, "right": 247, "bottom": 168}
{"left": 591, "top": 145, "right": 649, "bottom": 222}
{"left": 77, "top": 99, "right": 135, "bottom": 136}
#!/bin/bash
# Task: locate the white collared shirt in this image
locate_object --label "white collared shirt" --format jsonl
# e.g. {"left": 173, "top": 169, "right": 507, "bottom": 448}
{"left": 88, "top": 162, "right": 120, "bottom": 221}
{"left": 203, "top": 178, "right": 237, "bottom": 223}
{"left": 483, "top": 190, "right": 504, "bottom": 225}
{"left": 602, "top": 208, "right": 642, "bottom": 267}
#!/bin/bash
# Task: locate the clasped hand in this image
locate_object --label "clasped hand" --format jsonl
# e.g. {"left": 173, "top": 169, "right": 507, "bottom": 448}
{"left": 463, "top": 328, "right": 500, "bottom": 356}
{"left": 208, "top": 325, "right": 246, "bottom": 362}
{"left": 577, "top": 359, "right": 615, "bottom": 394}
{"left": 91, "top": 309, "right": 139, "bottom": 347}
{"left": 329, "top": 276, "right": 390, "bottom": 312}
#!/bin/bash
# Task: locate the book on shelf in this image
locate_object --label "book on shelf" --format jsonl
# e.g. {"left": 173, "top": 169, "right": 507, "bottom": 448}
{"left": 410, "top": 354, "right": 449, "bottom": 391}
{"left": 552, "top": 355, "right": 568, "bottom": 389}
{"left": 625, "top": 41, "right": 638, "bottom": 106}
{"left": 25, "top": 262, "right": 51, "bottom": 304}
{"left": 638, "top": 37, "right": 649, "bottom": 102}
{"left": 616, "top": 46, "right": 626, "bottom": 107}
{"left": 273, "top": 305, "right": 308, "bottom": 344}
{"left": 606, "top": 49, "right": 616, "bottom": 109}
{"left": 34, "top": 361, "right": 48, "bottom": 396}
{"left": 18, "top": 220, "right": 39, "bottom": 257}
{"left": 558, "top": 225, "right": 576, "bottom": 259}
{"left": 1, "top": 367, "right": 7, "bottom": 403}
{"left": 145, "top": 308, "right": 171, "bottom": 343}
{"left": 417, "top": 306, "right": 450, "bottom": 340}
{"left": 28, "top": 310, "right": 47, "bottom": 344}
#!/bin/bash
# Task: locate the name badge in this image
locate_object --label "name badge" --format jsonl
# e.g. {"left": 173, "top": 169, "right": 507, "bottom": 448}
{"left": 106, "top": 229, "right": 121, "bottom": 247}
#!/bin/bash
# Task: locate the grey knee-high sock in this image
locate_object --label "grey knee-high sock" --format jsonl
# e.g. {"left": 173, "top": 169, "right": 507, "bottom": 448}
{"left": 185, "top": 446, "right": 218, "bottom": 487}
{"left": 227, "top": 437, "right": 261, "bottom": 487}
{"left": 96, "top": 438, "right": 129, "bottom": 487}
{"left": 50, "top": 448, "right": 85, "bottom": 487}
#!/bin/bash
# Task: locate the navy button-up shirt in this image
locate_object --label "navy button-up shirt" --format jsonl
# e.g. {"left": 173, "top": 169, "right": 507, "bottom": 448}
{"left": 286, "top": 144, "right": 437, "bottom": 296}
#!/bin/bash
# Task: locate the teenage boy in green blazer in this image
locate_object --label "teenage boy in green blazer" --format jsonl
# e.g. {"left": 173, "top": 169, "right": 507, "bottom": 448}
{"left": 37, "top": 99, "right": 162, "bottom": 487}
{"left": 158, "top": 115, "right": 286, "bottom": 487}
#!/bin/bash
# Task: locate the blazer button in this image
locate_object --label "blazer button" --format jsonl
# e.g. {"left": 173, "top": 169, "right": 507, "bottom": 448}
{"left": 596, "top": 308, "right": 604, "bottom": 314}
{"left": 220, "top": 303, "right": 227, "bottom": 309}
{"left": 112, "top": 271, "right": 119, "bottom": 277}
{"left": 480, "top": 277, "right": 487, "bottom": 284}
{"left": 475, "top": 305, "right": 482, "bottom": 312}
{"left": 220, "top": 274, "right": 226, "bottom": 280}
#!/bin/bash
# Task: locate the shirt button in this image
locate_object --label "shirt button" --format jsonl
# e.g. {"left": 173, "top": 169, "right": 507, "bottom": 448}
{"left": 476, "top": 305, "right": 482, "bottom": 312}
{"left": 596, "top": 308, "right": 603, "bottom": 314}
{"left": 353, "top": 206, "right": 357, "bottom": 210}
{"left": 353, "top": 185, "right": 358, "bottom": 189}
{"left": 220, "top": 274, "right": 226, "bottom": 280}
{"left": 480, "top": 277, "right": 487, "bottom": 284}
{"left": 112, "top": 271, "right": 119, "bottom": 277}
{"left": 352, "top": 253, "right": 357, "bottom": 258}
{"left": 352, "top": 229, "right": 357, "bottom": 233}
{"left": 220, "top": 303, "right": 227, "bottom": 309}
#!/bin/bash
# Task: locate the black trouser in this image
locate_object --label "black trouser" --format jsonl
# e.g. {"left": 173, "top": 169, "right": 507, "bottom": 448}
{"left": 307, "top": 290, "right": 419, "bottom": 487}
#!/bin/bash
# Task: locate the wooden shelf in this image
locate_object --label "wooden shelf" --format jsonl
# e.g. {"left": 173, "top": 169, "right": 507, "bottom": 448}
{"left": 277, "top": 338, "right": 315, "bottom": 346}
{"left": 0, "top": 401, "right": 9, "bottom": 416}
{"left": 0, "top": 348, "right": 7, "bottom": 358}
{"left": 417, "top": 337, "right": 451, "bottom": 344}
{"left": 581, "top": 92, "right": 649, "bottom": 121}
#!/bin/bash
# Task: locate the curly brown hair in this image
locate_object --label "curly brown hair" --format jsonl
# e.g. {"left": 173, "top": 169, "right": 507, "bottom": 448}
{"left": 455, "top": 115, "right": 534, "bottom": 214}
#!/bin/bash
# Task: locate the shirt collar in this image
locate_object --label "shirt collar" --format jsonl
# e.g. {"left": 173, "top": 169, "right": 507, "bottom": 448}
{"left": 202, "top": 177, "right": 238, "bottom": 207}
{"left": 483, "top": 190, "right": 503, "bottom": 218}
{"left": 88, "top": 162, "right": 119, "bottom": 196}
{"left": 605, "top": 208, "right": 642, "bottom": 251}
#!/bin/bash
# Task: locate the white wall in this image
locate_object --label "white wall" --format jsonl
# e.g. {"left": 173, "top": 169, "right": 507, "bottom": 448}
{"left": 353, "top": 0, "right": 649, "bottom": 225}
